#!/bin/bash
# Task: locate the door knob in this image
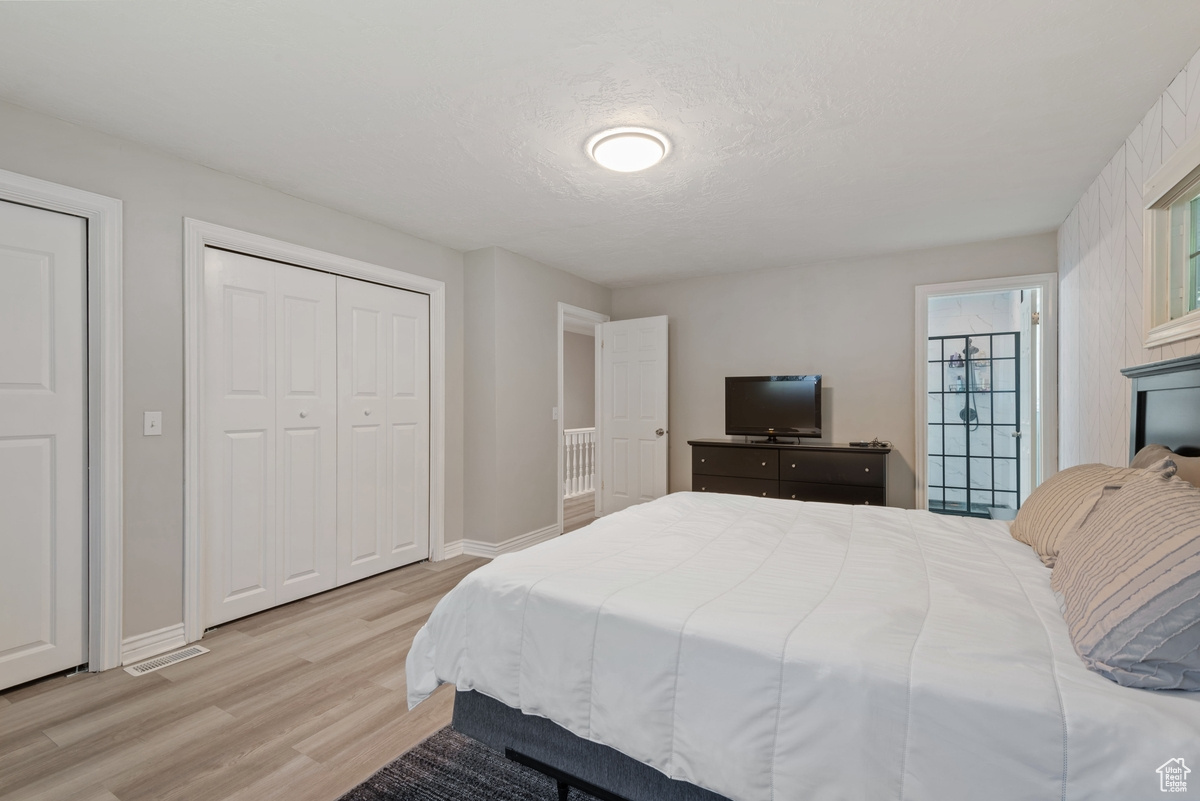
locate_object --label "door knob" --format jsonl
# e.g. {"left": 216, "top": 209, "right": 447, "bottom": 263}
{"left": 655, "top": 428, "right": 665, "bottom": 437}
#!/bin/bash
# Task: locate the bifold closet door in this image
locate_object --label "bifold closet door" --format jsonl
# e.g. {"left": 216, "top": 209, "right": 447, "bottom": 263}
{"left": 203, "top": 250, "right": 338, "bottom": 626}
{"left": 336, "top": 276, "right": 430, "bottom": 584}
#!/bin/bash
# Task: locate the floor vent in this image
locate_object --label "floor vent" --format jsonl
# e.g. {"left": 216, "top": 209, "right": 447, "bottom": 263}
{"left": 124, "top": 645, "right": 209, "bottom": 676}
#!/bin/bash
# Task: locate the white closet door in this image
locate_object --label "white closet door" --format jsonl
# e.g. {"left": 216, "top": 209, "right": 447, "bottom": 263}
{"left": 204, "top": 249, "right": 278, "bottom": 625}
{"left": 204, "top": 251, "right": 339, "bottom": 625}
{"left": 274, "top": 264, "right": 338, "bottom": 605}
{"left": 0, "top": 200, "right": 87, "bottom": 691}
{"left": 336, "top": 277, "right": 429, "bottom": 584}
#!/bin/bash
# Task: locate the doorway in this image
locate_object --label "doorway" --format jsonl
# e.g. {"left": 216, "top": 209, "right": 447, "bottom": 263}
{"left": 557, "top": 303, "right": 608, "bottom": 534}
{"left": 915, "top": 275, "right": 1058, "bottom": 516}
{"left": 184, "top": 219, "right": 448, "bottom": 644}
{"left": 0, "top": 170, "right": 123, "bottom": 687}
{"left": 199, "top": 248, "right": 431, "bottom": 628}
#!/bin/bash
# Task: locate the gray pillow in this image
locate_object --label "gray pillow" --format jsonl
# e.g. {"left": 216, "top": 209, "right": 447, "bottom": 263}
{"left": 1051, "top": 469, "right": 1200, "bottom": 690}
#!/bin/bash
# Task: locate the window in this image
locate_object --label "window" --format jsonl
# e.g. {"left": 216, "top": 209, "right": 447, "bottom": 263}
{"left": 1143, "top": 133, "right": 1200, "bottom": 347}
{"left": 1164, "top": 187, "right": 1200, "bottom": 322}
{"left": 1190, "top": 196, "right": 1200, "bottom": 313}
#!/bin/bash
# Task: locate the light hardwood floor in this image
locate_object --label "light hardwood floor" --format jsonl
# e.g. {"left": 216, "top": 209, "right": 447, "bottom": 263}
{"left": 0, "top": 555, "right": 488, "bottom": 801}
{"left": 563, "top": 491, "right": 596, "bottom": 534}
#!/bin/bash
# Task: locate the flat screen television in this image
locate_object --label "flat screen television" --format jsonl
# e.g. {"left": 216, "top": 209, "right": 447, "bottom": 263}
{"left": 725, "top": 375, "right": 822, "bottom": 441}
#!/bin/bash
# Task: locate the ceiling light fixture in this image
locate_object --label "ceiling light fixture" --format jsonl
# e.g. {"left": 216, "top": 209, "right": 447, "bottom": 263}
{"left": 588, "top": 127, "right": 669, "bottom": 172}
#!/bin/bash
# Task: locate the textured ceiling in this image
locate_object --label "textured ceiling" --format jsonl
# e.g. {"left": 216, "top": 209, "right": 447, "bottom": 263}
{"left": 1, "top": 1, "right": 1199, "bottom": 287}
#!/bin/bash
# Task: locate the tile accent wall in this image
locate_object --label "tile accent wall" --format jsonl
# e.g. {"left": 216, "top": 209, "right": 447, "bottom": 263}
{"left": 1059, "top": 46, "right": 1200, "bottom": 469}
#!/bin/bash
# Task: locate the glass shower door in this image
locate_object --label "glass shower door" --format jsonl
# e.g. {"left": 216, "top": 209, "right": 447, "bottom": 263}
{"left": 927, "top": 332, "right": 1021, "bottom": 517}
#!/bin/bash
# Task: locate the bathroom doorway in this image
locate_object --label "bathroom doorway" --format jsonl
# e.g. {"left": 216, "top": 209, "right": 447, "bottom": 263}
{"left": 915, "top": 275, "right": 1058, "bottom": 517}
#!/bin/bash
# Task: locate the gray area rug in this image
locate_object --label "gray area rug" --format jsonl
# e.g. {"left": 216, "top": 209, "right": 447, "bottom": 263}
{"left": 339, "top": 727, "right": 601, "bottom": 801}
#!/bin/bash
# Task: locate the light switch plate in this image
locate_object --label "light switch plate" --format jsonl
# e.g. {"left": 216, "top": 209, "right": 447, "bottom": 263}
{"left": 144, "top": 411, "right": 162, "bottom": 436}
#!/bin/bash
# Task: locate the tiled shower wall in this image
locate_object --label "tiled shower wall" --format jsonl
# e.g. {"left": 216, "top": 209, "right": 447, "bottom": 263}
{"left": 1058, "top": 46, "right": 1200, "bottom": 469}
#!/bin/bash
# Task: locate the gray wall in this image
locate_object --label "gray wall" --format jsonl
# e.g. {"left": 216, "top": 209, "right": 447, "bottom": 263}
{"left": 0, "top": 98, "right": 466, "bottom": 639}
{"left": 611, "top": 232, "right": 1057, "bottom": 508}
{"left": 563, "top": 331, "right": 595, "bottom": 430}
{"left": 464, "top": 248, "right": 498, "bottom": 550}
{"left": 465, "top": 247, "right": 610, "bottom": 544}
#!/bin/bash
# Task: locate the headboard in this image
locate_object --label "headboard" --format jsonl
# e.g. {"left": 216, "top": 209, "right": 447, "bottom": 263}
{"left": 1121, "top": 354, "right": 1200, "bottom": 459}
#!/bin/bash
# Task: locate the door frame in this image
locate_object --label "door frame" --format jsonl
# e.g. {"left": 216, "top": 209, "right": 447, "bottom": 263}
{"left": 913, "top": 272, "right": 1058, "bottom": 511}
{"left": 557, "top": 303, "right": 609, "bottom": 531}
{"left": 0, "top": 168, "right": 124, "bottom": 673}
{"left": 183, "top": 219, "right": 447, "bottom": 643}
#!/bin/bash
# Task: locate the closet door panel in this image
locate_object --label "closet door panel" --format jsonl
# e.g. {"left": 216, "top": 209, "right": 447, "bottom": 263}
{"left": 387, "top": 296, "right": 429, "bottom": 563}
{"left": 337, "top": 277, "right": 429, "bottom": 584}
{"left": 390, "top": 423, "right": 418, "bottom": 553}
{"left": 348, "top": 423, "right": 385, "bottom": 565}
{"left": 337, "top": 281, "right": 389, "bottom": 582}
{"left": 203, "top": 249, "right": 277, "bottom": 625}
{"left": 275, "top": 265, "right": 337, "bottom": 604}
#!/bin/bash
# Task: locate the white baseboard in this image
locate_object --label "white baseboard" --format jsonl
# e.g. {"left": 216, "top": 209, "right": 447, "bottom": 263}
{"left": 440, "top": 539, "right": 465, "bottom": 559}
{"left": 460, "top": 523, "right": 561, "bottom": 559}
{"left": 122, "top": 623, "right": 188, "bottom": 665}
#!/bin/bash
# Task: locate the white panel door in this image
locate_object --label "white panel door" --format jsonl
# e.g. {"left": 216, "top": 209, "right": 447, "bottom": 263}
{"left": 204, "top": 251, "right": 339, "bottom": 625}
{"left": 0, "top": 200, "right": 87, "bottom": 690}
{"left": 336, "top": 277, "right": 429, "bottom": 584}
{"left": 599, "top": 316, "right": 668, "bottom": 515}
{"left": 274, "top": 264, "right": 338, "bottom": 604}
{"left": 204, "top": 249, "right": 278, "bottom": 625}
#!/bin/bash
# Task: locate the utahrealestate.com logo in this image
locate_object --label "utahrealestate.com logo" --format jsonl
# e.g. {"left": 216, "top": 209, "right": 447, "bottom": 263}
{"left": 1158, "top": 758, "right": 1191, "bottom": 793}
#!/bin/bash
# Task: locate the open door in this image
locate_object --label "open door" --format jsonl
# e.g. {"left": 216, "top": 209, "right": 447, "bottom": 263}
{"left": 598, "top": 316, "right": 668, "bottom": 515}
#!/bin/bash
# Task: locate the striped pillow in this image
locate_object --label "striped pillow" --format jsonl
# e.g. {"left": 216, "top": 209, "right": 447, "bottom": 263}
{"left": 1051, "top": 470, "right": 1200, "bottom": 690}
{"left": 1011, "top": 464, "right": 1144, "bottom": 567}
{"left": 1133, "top": 443, "right": 1200, "bottom": 490}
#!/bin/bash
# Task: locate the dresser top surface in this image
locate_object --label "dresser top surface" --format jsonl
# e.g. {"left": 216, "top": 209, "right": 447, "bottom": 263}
{"left": 687, "top": 438, "right": 891, "bottom": 455}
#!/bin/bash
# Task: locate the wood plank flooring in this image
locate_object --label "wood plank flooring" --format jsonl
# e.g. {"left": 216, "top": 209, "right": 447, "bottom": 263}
{"left": 0, "top": 555, "right": 488, "bottom": 801}
{"left": 563, "top": 491, "right": 596, "bottom": 534}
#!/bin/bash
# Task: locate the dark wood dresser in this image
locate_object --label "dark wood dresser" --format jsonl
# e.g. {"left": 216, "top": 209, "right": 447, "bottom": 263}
{"left": 688, "top": 439, "right": 890, "bottom": 506}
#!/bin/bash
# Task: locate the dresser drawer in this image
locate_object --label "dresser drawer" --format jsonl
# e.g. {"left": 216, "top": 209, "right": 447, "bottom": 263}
{"left": 780, "top": 481, "right": 885, "bottom": 506}
{"left": 692, "top": 446, "right": 778, "bottom": 479}
{"left": 693, "top": 475, "right": 779, "bottom": 498}
{"left": 779, "top": 451, "right": 885, "bottom": 487}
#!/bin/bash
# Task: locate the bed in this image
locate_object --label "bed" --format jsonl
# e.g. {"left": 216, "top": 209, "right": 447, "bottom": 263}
{"left": 407, "top": 355, "right": 1200, "bottom": 801}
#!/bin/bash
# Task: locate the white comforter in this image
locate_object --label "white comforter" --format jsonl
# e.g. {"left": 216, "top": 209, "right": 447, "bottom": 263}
{"left": 407, "top": 492, "right": 1200, "bottom": 801}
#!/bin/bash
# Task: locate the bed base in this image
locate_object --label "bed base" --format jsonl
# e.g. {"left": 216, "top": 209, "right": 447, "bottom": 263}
{"left": 452, "top": 690, "right": 731, "bottom": 801}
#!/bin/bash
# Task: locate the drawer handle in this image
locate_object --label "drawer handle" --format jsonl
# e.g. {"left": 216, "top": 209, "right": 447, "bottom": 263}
{"left": 864, "top": 501, "right": 871, "bottom": 505}
{"left": 762, "top": 492, "right": 768, "bottom": 496}
{"left": 791, "top": 494, "right": 797, "bottom": 499}
{"left": 701, "top": 486, "right": 706, "bottom": 491}
{"left": 791, "top": 463, "right": 796, "bottom": 468}
{"left": 864, "top": 467, "right": 870, "bottom": 472}
{"left": 701, "top": 458, "right": 705, "bottom": 463}
{"left": 761, "top": 461, "right": 767, "bottom": 466}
